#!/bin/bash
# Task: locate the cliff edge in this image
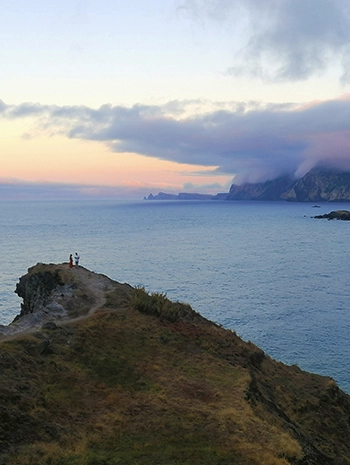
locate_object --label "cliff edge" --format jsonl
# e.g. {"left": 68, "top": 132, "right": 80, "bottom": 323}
{"left": 0, "top": 263, "right": 133, "bottom": 338}
{"left": 1, "top": 264, "right": 350, "bottom": 465}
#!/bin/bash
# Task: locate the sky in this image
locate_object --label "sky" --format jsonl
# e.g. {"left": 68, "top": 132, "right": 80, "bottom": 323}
{"left": 2, "top": 0, "right": 350, "bottom": 199}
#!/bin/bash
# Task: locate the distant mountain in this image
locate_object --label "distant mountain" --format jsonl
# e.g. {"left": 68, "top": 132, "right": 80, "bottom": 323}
{"left": 145, "top": 192, "right": 226, "bottom": 200}
{"left": 228, "top": 169, "right": 350, "bottom": 202}
{"left": 146, "top": 169, "right": 350, "bottom": 203}
{"left": 281, "top": 169, "right": 350, "bottom": 202}
{"left": 227, "top": 175, "right": 294, "bottom": 201}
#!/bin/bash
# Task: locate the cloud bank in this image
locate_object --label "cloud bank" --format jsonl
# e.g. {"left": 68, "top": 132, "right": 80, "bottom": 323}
{"left": 178, "top": 0, "right": 350, "bottom": 82}
{"left": 2, "top": 95, "right": 350, "bottom": 184}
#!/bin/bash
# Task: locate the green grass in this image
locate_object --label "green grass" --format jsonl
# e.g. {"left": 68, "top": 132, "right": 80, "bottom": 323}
{"left": 2, "top": 287, "right": 349, "bottom": 465}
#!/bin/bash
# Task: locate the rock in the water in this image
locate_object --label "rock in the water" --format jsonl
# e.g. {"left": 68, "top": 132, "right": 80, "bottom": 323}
{"left": 313, "top": 209, "right": 350, "bottom": 220}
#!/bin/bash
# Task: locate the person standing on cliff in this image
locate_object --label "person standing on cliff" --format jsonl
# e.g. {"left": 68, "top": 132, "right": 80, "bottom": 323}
{"left": 74, "top": 252, "right": 80, "bottom": 266}
{"left": 69, "top": 254, "right": 73, "bottom": 268}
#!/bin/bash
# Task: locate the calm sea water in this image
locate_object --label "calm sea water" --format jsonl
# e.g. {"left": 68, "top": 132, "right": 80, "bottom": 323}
{"left": 1, "top": 199, "right": 350, "bottom": 392}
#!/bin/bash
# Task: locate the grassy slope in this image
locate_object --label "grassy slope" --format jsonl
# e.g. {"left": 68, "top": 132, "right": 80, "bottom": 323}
{"left": 0, "top": 287, "right": 350, "bottom": 465}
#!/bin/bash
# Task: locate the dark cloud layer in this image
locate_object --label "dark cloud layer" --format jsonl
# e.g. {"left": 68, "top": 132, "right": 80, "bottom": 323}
{"left": 178, "top": 0, "right": 350, "bottom": 82}
{"left": 2, "top": 96, "right": 350, "bottom": 184}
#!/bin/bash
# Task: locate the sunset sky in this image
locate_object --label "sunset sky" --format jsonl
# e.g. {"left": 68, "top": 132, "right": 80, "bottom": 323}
{"left": 2, "top": 0, "right": 350, "bottom": 199}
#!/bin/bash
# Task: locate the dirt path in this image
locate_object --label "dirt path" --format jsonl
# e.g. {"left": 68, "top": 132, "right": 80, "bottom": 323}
{"left": 0, "top": 264, "right": 125, "bottom": 343}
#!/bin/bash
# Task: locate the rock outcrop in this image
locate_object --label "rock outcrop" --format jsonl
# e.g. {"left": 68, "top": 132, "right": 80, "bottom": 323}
{"left": 0, "top": 263, "right": 132, "bottom": 338}
{"left": 313, "top": 209, "right": 350, "bottom": 220}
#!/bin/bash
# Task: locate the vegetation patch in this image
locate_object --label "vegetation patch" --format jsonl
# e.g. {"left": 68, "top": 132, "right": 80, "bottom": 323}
{"left": 132, "top": 287, "right": 202, "bottom": 323}
{"left": 2, "top": 267, "right": 350, "bottom": 464}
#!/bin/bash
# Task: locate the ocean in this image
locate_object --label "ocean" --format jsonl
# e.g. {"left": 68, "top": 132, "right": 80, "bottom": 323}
{"left": 1, "top": 199, "right": 350, "bottom": 393}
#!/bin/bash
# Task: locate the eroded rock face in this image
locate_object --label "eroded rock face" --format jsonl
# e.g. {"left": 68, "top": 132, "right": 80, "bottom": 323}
{"left": 15, "top": 267, "right": 65, "bottom": 319}
{"left": 226, "top": 169, "right": 350, "bottom": 202}
{"left": 283, "top": 169, "right": 350, "bottom": 202}
{"left": 228, "top": 175, "right": 294, "bottom": 200}
{"left": 0, "top": 263, "right": 121, "bottom": 338}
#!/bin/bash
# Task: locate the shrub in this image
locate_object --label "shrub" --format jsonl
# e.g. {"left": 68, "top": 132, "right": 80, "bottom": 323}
{"left": 132, "top": 287, "right": 197, "bottom": 323}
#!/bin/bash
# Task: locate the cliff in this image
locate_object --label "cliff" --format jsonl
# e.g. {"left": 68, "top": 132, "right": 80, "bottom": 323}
{"left": 282, "top": 169, "right": 350, "bottom": 202}
{"left": 145, "top": 192, "right": 219, "bottom": 200}
{"left": 227, "top": 175, "right": 294, "bottom": 201}
{"left": 147, "top": 169, "right": 350, "bottom": 203}
{"left": 1, "top": 263, "right": 350, "bottom": 464}
{"left": 227, "top": 169, "right": 350, "bottom": 202}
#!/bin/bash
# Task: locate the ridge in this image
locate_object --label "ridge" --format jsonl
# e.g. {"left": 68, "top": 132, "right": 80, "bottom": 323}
{"left": 1, "top": 264, "right": 350, "bottom": 464}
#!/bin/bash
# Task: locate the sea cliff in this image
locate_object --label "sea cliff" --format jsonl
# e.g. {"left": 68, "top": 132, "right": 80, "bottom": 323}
{"left": 147, "top": 168, "right": 350, "bottom": 202}
{"left": 1, "top": 263, "right": 350, "bottom": 464}
{"left": 227, "top": 169, "right": 350, "bottom": 201}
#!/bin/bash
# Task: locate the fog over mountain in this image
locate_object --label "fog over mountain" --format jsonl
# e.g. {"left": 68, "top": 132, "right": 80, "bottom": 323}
{"left": 2, "top": 96, "right": 350, "bottom": 189}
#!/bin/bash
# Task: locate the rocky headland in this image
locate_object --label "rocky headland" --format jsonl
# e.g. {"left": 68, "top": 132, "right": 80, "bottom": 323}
{"left": 226, "top": 168, "right": 350, "bottom": 202}
{"left": 145, "top": 192, "right": 227, "bottom": 201}
{"left": 1, "top": 263, "right": 350, "bottom": 464}
{"left": 0, "top": 263, "right": 132, "bottom": 339}
{"left": 147, "top": 168, "right": 350, "bottom": 202}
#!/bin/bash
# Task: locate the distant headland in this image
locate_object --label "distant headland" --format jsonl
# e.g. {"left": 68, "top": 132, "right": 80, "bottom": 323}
{"left": 145, "top": 168, "right": 350, "bottom": 202}
{"left": 144, "top": 192, "right": 227, "bottom": 201}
